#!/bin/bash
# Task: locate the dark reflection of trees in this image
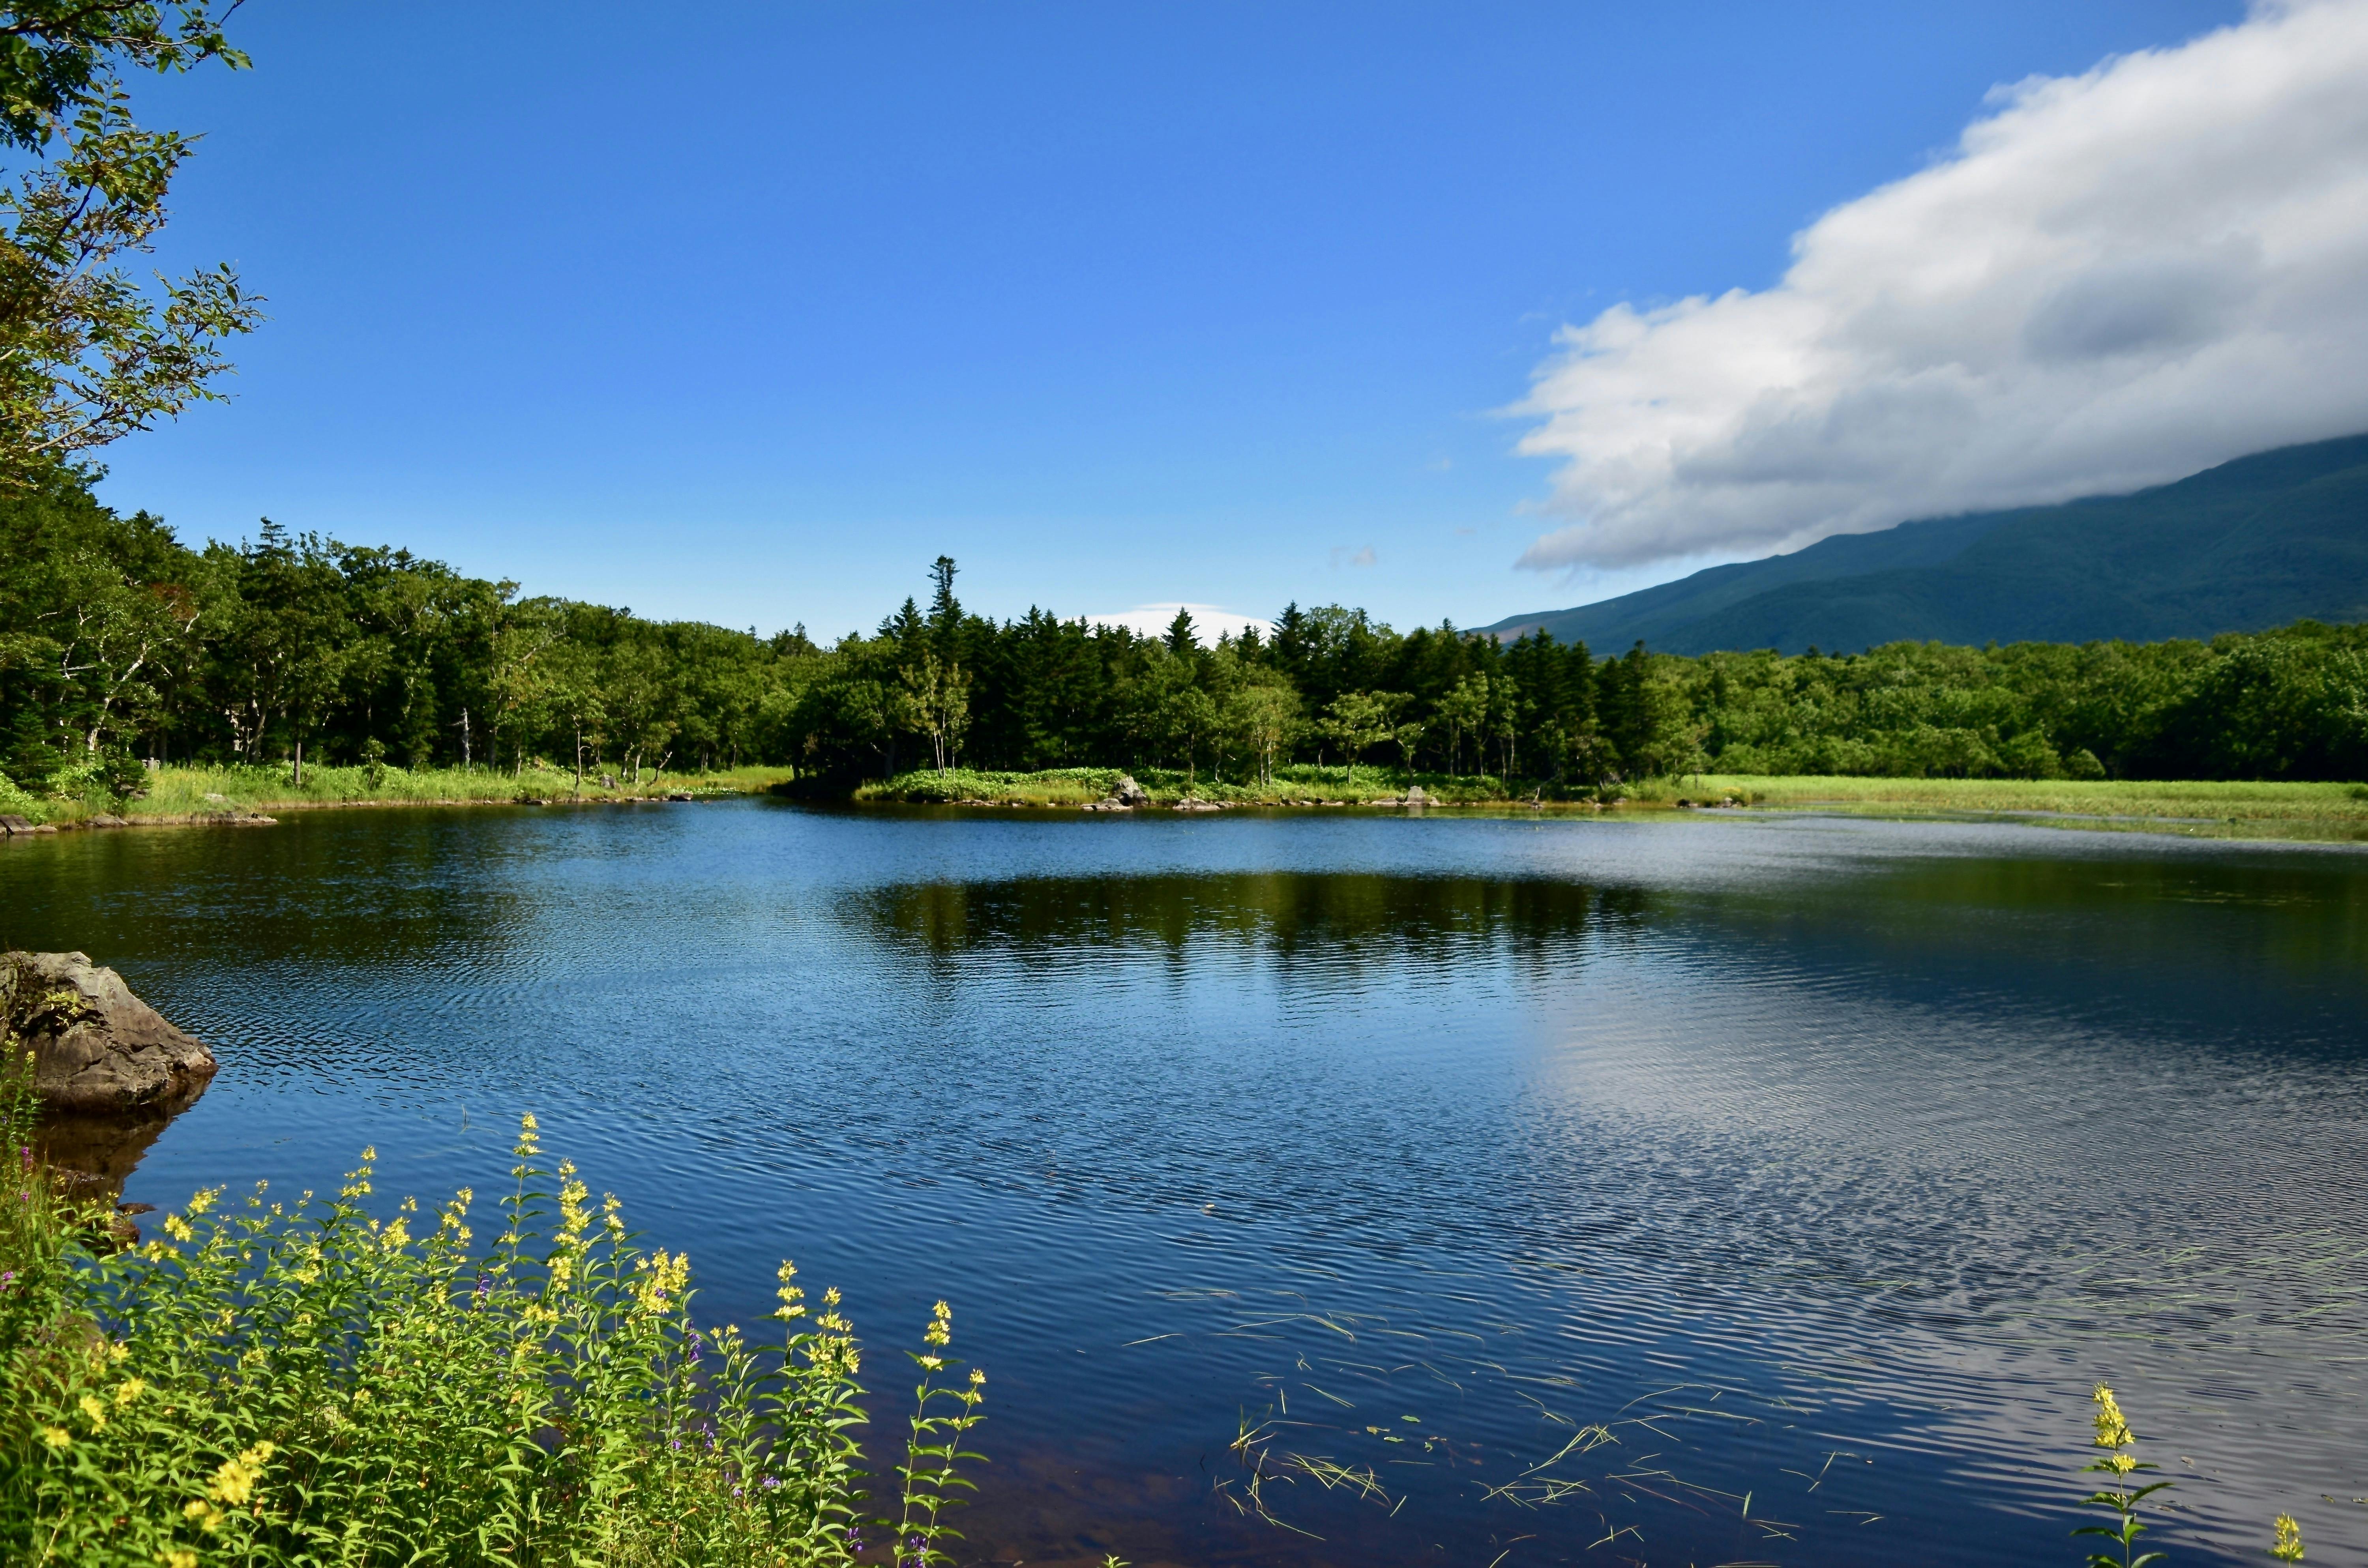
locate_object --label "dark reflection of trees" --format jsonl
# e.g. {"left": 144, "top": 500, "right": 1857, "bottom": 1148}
{"left": 1693, "top": 851, "right": 2368, "bottom": 986}
{"left": 0, "top": 814, "right": 537, "bottom": 969}
{"left": 854, "top": 874, "right": 1656, "bottom": 977}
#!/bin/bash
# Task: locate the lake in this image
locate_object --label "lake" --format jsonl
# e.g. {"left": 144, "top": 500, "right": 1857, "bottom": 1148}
{"left": 5, "top": 800, "right": 2365, "bottom": 1567}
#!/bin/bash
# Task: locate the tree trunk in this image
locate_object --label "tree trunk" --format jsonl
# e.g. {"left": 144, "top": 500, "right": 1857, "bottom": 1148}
{"left": 294, "top": 737, "right": 304, "bottom": 789}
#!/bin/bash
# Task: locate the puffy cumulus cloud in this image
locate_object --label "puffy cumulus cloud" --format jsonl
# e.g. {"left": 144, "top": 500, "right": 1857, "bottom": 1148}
{"left": 1514, "top": 0, "right": 2368, "bottom": 573}
{"left": 1083, "top": 603, "right": 1274, "bottom": 645}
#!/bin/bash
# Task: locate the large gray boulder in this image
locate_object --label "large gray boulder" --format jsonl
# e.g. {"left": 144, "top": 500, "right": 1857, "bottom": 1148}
{"left": 1111, "top": 775, "right": 1150, "bottom": 806}
{"left": 4, "top": 951, "right": 216, "bottom": 1115}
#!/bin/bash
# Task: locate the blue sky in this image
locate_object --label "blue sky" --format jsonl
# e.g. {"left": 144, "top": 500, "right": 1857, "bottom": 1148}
{"left": 101, "top": 0, "right": 2250, "bottom": 640}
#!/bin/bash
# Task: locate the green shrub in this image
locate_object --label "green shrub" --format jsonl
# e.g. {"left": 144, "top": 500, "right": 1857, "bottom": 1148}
{"left": 0, "top": 1113, "right": 985, "bottom": 1567}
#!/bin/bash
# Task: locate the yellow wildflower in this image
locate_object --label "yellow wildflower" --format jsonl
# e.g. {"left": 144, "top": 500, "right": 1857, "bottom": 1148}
{"left": 163, "top": 1215, "right": 195, "bottom": 1244}
{"left": 185, "top": 1187, "right": 219, "bottom": 1218}
{"left": 207, "top": 1441, "right": 276, "bottom": 1506}
{"left": 78, "top": 1393, "right": 107, "bottom": 1430}
{"left": 634, "top": 1249, "right": 690, "bottom": 1314}
{"left": 114, "top": 1378, "right": 146, "bottom": 1405}
{"left": 41, "top": 1426, "right": 70, "bottom": 1450}
{"left": 925, "top": 1300, "right": 952, "bottom": 1347}
{"left": 109, "top": 1340, "right": 129, "bottom": 1363}
{"left": 2092, "top": 1385, "right": 2133, "bottom": 1450}
{"left": 558, "top": 1173, "right": 590, "bottom": 1240}
{"left": 157, "top": 1550, "right": 197, "bottom": 1568}
{"left": 2273, "top": 1513, "right": 2304, "bottom": 1562}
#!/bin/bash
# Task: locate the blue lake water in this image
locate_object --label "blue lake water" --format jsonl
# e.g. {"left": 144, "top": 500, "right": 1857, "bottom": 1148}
{"left": 5, "top": 800, "right": 2366, "bottom": 1567}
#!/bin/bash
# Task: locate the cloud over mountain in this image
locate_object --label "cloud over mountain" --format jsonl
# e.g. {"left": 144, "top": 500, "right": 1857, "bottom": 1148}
{"left": 1514, "top": 0, "right": 2368, "bottom": 573}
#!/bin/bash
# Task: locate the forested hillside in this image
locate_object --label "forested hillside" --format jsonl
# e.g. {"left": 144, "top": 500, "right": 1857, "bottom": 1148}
{"left": 1484, "top": 433, "right": 2368, "bottom": 654}
{"left": 6, "top": 472, "right": 2367, "bottom": 797}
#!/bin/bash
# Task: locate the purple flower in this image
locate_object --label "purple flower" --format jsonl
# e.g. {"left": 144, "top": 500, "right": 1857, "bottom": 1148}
{"left": 473, "top": 1274, "right": 490, "bottom": 1301}
{"left": 762, "top": 1476, "right": 781, "bottom": 1491}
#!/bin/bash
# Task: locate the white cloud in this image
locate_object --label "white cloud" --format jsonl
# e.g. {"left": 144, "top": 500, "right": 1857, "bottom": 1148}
{"left": 1514, "top": 0, "right": 2368, "bottom": 573}
{"left": 1082, "top": 603, "right": 1274, "bottom": 645}
{"left": 1329, "top": 544, "right": 1378, "bottom": 568}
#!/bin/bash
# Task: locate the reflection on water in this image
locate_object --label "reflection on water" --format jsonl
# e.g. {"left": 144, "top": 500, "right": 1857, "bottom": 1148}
{"left": 2, "top": 804, "right": 2365, "bottom": 1567}
{"left": 861, "top": 872, "right": 1652, "bottom": 972}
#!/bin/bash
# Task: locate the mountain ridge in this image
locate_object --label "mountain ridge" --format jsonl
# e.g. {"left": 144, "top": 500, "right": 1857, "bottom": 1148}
{"left": 1479, "top": 434, "right": 2368, "bottom": 654}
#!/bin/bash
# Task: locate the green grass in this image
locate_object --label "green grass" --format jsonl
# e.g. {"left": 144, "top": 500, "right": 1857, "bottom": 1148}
{"left": 1654, "top": 774, "right": 2368, "bottom": 836}
{"left": 20, "top": 762, "right": 2365, "bottom": 843}
{"left": 37, "top": 763, "right": 799, "bottom": 824}
{"left": 854, "top": 764, "right": 1529, "bottom": 807}
{"left": 854, "top": 767, "right": 2368, "bottom": 841}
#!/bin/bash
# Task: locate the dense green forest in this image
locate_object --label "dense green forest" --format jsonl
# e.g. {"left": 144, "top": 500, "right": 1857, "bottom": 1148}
{"left": 5, "top": 475, "right": 2366, "bottom": 800}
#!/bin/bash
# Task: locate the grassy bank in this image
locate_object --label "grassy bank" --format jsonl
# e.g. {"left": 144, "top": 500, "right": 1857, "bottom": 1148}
{"left": 850, "top": 766, "right": 2368, "bottom": 840}
{"left": 853, "top": 764, "right": 1530, "bottom": 808}
{"left": 1658, "top": 774, "right": 2368, "bottom": 836}
{"left": 11, "top": 762, "right": 2364, "bottom": 843}
{"left": 9, "top": 763, "right": 798, "bottom": 827}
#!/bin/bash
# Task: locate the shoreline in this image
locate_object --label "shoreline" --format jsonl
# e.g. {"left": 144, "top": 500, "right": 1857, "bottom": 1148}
{"left": 6, "top": 766, "right": 2364, "bottom": 846}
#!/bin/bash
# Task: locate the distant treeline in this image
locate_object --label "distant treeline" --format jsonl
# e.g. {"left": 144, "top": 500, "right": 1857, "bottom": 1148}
{"left": 5, "top": 477, "right": 2366, "bottom": 796}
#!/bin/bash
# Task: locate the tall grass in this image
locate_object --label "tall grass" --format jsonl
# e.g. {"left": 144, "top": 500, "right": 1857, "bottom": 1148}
{"left": 0, "top": 1098, "right": 985, "bottom": 1567}
{"left": 855, "top": 767, "right": 2368, "bottom": 833}
{"left": 22, "top": 762, "right": 798, "bottom": 825}
{"left": 854, "top": 765, "right": 1533, "bottom": 807}
{"left": 1667, "top": 773, "right": 2368, "bottom": 824}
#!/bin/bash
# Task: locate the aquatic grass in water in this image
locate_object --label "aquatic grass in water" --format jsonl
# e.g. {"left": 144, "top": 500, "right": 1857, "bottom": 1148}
{"left": 0, "top": 1113, "right": 984, "bottom": 1566}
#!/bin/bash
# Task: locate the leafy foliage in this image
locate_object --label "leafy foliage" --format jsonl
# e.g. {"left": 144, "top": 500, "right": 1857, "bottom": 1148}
{"left": 0, "top": 1108, "right": 985, "bottom": 1567}
{"left": 0, "top": 1, "right": 262, "bottom": 484}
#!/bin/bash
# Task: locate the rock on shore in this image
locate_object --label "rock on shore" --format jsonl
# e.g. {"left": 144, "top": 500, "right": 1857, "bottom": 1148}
{"left": 4, "top": 951, "right": 217, "bottom": 1115}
